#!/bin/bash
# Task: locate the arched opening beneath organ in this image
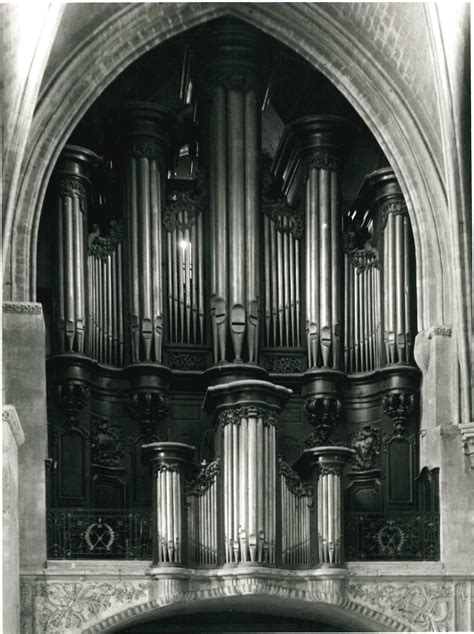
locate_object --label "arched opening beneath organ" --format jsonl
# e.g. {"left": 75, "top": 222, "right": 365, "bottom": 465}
{"left": 39, "top": 17, "right": 439, "bottom": 567}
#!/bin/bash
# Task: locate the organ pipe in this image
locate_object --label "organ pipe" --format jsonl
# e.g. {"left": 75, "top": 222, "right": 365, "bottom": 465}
{"left": 279, "top": 458, "right": 312, "bottom": 566}
{"left": 289, "top": 116, "right": 351, "bottom": 369}
{"left": 203, "top": 21, "right": 261, "bottom": 364}
{"left": 143, "top": 442, "right": 194, "bottom": 567}
{"left": 54, "top": 145, "right": 99, "bottom": 354}
{"left": 119, "top": 103, "right": 177, "bottom": 363}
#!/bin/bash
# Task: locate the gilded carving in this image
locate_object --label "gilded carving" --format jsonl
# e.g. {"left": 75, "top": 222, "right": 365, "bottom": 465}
{"left": 304, "top": 396, "right": 341, "bottom": 445}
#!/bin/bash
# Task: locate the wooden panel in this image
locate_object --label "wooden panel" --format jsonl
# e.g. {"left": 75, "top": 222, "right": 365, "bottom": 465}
{"left": 58, "top": 430, "right": 86, "bottom": 502}
{"left": 387, "top": 437, "right": 413, "bottom": 506}
{"left": 92, "top": 472, "right": 127, "bottom": 509}
{"left": 346, "top": 471, "right": 382, "bottom": 512}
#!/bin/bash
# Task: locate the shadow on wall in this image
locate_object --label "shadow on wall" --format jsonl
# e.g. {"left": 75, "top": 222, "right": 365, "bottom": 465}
{"left": 116, "top": 610, "right": 343, "bottom": 632}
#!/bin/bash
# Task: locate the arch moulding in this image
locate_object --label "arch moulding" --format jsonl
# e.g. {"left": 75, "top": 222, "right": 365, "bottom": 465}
{"left": 6, "top": 1, "right": 452, "bottom": 337}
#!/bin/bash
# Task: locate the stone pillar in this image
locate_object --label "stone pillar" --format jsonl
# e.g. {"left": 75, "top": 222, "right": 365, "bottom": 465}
{"left": 3, "top": 405, "right": 25, "bottom": 634}
{"left": 203, "top": 20, "right": 262, "bottom": 364}
{"left": 204, "top": 379, "right": 291, "bottom": 564}
{"left": 3, "top": 302, "right": 47, "bottom": 570}
{"left": 290, "top": 116, "right": 351, "bottom": 370}
{"left": 53, "top": 145, "right": 99, "bottom": 354}
{"left": 119, "top": 103, "right": 178, "bottom": 363}
{"left": 368, "top": 168, "right": 415, "bottom": 365}
{"left": 143, "top": 442, "right": 194, "bottom": 567}
{"left": 304, "top": 446, "right": 354, "bottom": 566}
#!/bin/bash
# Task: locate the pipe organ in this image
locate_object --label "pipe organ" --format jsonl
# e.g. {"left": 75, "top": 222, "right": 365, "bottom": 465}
{"left": 46, "top": 18, "right": 433, "bottom": 571}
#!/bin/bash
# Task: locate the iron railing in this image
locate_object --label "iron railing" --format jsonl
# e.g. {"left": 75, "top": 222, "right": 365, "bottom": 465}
{"left": 47, "top": 509, "right": 153, "bottom": 559}
{"left": 344, "top": 512, "right": 440, "bottom": 561}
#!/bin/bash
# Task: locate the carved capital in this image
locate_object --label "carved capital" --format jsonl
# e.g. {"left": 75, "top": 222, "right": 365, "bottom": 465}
{"left": 164, "top": 168, "right": 208, "bottom": 232}
{"left": 218, "top": 404, "right": 278, "bottom": 427}
{"left": 303, "top": 397, "right": 341, "bottom": 445}
{"left": 459, "top": 423, "right": 474, "bottom": 469}
{"left": 58, "top": 178, "right": 87, "bottom": 212}
{"left": 318, "top": 464, "right": 344, "bottom": 477}
{"left": 307, "top": 152, "right": 338, "bottom": 172}
{"left": 153, "top": 462, "right": 182, "bottom": 476}
{"left": 383, "top": 391, "right": 415, "bottom": 437}
{"left": 131, "top": 139, "right": 162, "bottom": 161}
{"left": 380, "top": 197, "right": 408, "bottom": 229}
{"left": 56, "top": 381, "right": 90, "bottom": 426}
{"left": 128, "top": 391, "right": 169, "bottom": 439}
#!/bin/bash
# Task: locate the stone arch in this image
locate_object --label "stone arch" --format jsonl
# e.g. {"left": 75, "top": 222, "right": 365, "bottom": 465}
{"left": 7, "top": 1, "right": 451, "bottom": 338}
{"left": 83, "top": 593, "right": 409, "bottom": 634}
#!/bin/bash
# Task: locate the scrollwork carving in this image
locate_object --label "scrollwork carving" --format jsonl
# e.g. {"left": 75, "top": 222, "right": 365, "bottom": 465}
{"left": 88, "top": 219, "right": 126, "bottom": 259}
{"left": 90, "top": 415, "right": 126, "bottom": 467}
{"left": 261, "top": 354, "right": 303, "bottom": 374}
{"left": 260, "top": 155, "right": 303, "bottom": 239}
{"left": 380, "top": 197, "right": 408, "bottom": 229}
{"left": 58, "top": 178, "right": 87, "bottom": 212}
{"left": 218, "top": 405, "right": 278, "bottom": 427}
{"left": 164, "top": 168, "right": 208, "bottom": 232}
{"left": 383, "top": 391, "right": 415, "bottom": 437}
{"left": 186, "top": 458, "right": 221, "bottom": 496}
{"left": 303, "top": 396, "right": 341, "bottom": 445}
{"left": 128, "top": 391, "right": 169, "bottom": 440}
{"left": 56, "top": 382, "right": 90, "bottom": 427}
{"left": 350, "top": 425, "right": 381, "bottom": 471}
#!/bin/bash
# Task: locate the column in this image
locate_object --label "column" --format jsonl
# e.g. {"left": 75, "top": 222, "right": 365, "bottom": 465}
{"left": 143, "top": 441, "right": 194, "bottom": 567}
{"left": 53, "top": 145, "right": 99, "bottom": 354}
{"left": 204, "top": 379, "right": 291, "bottom": 564}
{"left": 290, "top": 116, "right": 351, "bottom": 369}
{"left": 304, "top": 446, "right": 354, "bottom": 566}
{"left": 119, "top": 103, "right": 178, "bottom": 363}
{"left": 203, "top": 20, "right": 261, "bottom": 364}
{"left": 368, "top": 168, "right": 415, "bottom": 365}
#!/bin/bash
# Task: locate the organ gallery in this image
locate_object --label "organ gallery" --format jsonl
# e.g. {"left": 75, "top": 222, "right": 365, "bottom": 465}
{"left": 41, "top": 18, "right": 439, "bottom": 569}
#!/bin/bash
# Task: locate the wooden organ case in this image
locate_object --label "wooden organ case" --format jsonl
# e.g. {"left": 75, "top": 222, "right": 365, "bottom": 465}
{"left": 44, "top": 19, "right": 439, "bottom": 566}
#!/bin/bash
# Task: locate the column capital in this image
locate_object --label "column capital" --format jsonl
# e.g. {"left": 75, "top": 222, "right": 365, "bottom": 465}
{"left": 203, "top": 379, "right": 292, "bottom": 425}
{"left": 117, "top": 102, "right": 179, "bottom": 161}
{"left": 303, "top": 445, "right": 355, "bottom": 473}
{"left": 353, "top": 167, "right": 407, "bottom": 228}
{"left": 142, "top": 441, "right": 195, "bottom": 473}
{"left": 200, "top": 19, "right": 262, "bottom": 94}
{"left": 288, "top": 115, "right": 353, "bottom": 172}
{"left": 54, "top": 144, "right": 100, "bottom": 211}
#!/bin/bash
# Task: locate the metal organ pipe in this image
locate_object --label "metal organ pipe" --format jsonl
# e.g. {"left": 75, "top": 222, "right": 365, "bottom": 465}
{"left": 54, "top": 145, "right": 99, "bottom": 355}
{"left": 203, "top": 22, "right": 261, "bottom": 364}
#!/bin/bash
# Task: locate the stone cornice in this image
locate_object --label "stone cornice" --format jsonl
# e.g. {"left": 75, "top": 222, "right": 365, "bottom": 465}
{"left": 3, "top": 302, "right": 42, "bottom": 314}
{"left": 2, "top": 405, "right": 25, "bottom": 447}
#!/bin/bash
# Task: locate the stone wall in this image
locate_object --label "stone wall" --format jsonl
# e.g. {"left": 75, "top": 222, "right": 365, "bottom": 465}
{"left": 20, "top": 564, "right": 473, "bottom": 633}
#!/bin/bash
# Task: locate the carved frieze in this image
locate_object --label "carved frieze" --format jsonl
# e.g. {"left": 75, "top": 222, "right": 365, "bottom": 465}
{"left": 383, "top": 391, "right": 415, "bottom": 437}
{"left": 166, "top": 351, "right": 210, "bottom": 371}
{"left": 261, "top": 354, "right": 304, "bottom": 374}
{"left": 3, "top": 302, "right": 43, "bottom": 314}
{"left": 303, "top": 397, "right": 341, "bottom": 445}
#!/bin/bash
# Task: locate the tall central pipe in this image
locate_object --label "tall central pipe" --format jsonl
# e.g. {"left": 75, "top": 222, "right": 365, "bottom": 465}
{"left": 203, "top": 21, "right": 261, "bottom": 364}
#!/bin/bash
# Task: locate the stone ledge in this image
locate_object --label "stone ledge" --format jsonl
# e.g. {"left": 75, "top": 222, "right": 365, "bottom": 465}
{"left": 2, "top": 404, "right": 25, "bottom": 446}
